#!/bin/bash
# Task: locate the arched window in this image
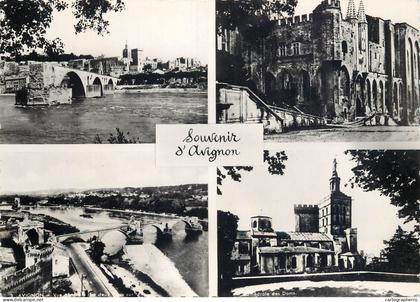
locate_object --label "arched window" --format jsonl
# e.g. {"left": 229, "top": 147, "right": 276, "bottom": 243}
{"left": 279, "top": 44, "right": 287, "bottom": 57}
{"left": 342, "top": 41, "right": 348, "bottom": 58}
{"left": 292, "top": 42, "right": 300, "bottom": 55}
{"left": 252, "top": 220, "right": 257, "bottom": 228}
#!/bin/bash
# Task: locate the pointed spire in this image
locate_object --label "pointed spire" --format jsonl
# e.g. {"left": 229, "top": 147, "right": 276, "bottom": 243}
{"left": 346, "top": 0, "right": 357, "bottom": 20}
{"left": 358, "top": 0, "right": 367, "bottom": 23}
{"left": 330, "top": 158, "right": 341, "bottom": 193}
{"left": 332, "top": 158, "right": 338, "bottom": 177}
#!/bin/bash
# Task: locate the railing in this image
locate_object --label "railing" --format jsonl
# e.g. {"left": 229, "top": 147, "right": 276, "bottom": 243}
{"left": 217, "top": 82, "right": 285, "bottom": 123}
{"left": 217, "top": 82, "right": 326, "bottom": 132}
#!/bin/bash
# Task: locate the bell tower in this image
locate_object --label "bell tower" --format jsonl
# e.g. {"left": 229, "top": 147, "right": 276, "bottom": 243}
{"left": 329, "top": 158, "right": 341, "bottom": 193}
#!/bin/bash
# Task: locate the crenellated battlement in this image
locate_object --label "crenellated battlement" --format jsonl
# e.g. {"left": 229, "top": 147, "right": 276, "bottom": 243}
{"left": 273, "top": 14, "right": 313, "bottom": 27}
{"left": 323, "top": 0, "right": 341, "bottom": 8}
{"left": 294, "top": 204, "right": 319, "bottom": 214}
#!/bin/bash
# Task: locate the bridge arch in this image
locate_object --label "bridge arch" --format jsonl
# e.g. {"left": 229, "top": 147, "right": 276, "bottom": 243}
{"left": 107, "top": 78, "right": 115, "bottom": 91}
{"left": 61, "top": 236, "right": 86, "bottom": 245}
{"left": 93, "top": 77, "right": 104, "bottom": 97}
{"left": 62, "top": 71, "right": 86, "bottom": 99}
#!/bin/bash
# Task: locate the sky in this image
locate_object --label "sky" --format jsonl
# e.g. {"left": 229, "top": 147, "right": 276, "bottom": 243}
{"left": 294, "top": 0, "right": 420, "bottom": 29}
{"left": 0, "top": 146, "right": 207, "bottom": 194}
{"left": 217, "top": 145, "right": 415, "bottom": 256}
{"left": 45, "top": 0, "right": 212, "bottom": 63}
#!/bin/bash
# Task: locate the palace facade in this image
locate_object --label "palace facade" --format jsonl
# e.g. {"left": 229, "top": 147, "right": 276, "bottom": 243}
{"left": 218, "top": 0, "right": 420, "bottom": 126}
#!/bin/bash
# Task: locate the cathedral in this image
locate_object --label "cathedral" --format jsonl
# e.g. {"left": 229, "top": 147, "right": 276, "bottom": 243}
{"left": 218, "top": 0, "right": 420, "bottom": 125}
{"left": 230, "top": 160, "right": 362, "bottom": 276}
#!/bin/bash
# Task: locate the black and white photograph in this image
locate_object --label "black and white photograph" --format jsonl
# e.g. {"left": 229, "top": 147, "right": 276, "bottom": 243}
{"left": 216, "top": 0, "right": 420, "bottom": 142}
{"left": 0, "top": 148, "right": 208, "bottom": 297}
{"left": 217, "top": 147, "right": 419, "bottom": 296}
{"left": 0, "top": 0, "right": 209, "bottom": 144}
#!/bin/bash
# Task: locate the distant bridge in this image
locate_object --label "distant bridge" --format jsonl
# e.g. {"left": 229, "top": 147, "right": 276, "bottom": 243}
{"left": 54, "top": 225, "right": 128, "bottom": 244}
{"left": 151, "top": 219, "right": 196, "bottom": 234}
{"left": 53, "top": 218, "right": 201, "bottom": 243}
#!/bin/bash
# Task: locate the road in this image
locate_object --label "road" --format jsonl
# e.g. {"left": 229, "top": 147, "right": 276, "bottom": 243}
{"left": 66, "top": 243, "right": 118, "bottom": 297}
{"left": 266, "top": 126, "right": 420, "bottom": 142}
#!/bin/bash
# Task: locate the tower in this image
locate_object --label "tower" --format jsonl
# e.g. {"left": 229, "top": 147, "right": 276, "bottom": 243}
{"left": 329, "top": 158, "right": 341, "bottom": 193}
{"left": 319, "top": 159, "right": 352, "bottom": 236}
{"left": 122, "top": 41, "right": 130, "bottom": 59}
{"left": 294, "top": 205, "right": 319, "bottom": 233}
{"left": 312, "top": 0, "right": 343, "bottom": 118}
{"left": 346, "top": 0, "right": 357, "bottom": 20}
{"left": 347, "top": 0, "right": 359, "bottom": 70}
{"left": 357, "top": 0, "right": 369, "bottom": 72}
{"left": 250, "top": 216, "right": 273, "bottom": 233}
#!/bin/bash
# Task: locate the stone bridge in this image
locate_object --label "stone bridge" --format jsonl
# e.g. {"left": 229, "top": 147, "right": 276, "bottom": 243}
{"left": 23, "top": 62, "right": 119, "bottom": 105}
{"left": 53, "top": 225, "right": 128, "bottom": 244}
{"left": 151, "top": 219, "right": 195, "bottom": 234}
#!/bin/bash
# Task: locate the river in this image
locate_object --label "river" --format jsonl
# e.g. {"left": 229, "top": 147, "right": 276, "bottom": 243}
{"left": 0, "top": 92, "right": 207, "bottom": 144}
{"left": 30, "top": 206, "right": 208, "bottom": 297}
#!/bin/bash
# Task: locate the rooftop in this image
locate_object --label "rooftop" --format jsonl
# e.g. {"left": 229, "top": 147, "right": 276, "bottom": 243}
{"left": 0, "top": 247, "right": 16, "bottom": 265}
{"left": 286, "top": 232, "right": 333, "bottom": 242}
{"left": 259, "top": 246, "right": 334, "bottom": 254}
{"left": 236, "top": 230, "right": 252, "bottom": 240}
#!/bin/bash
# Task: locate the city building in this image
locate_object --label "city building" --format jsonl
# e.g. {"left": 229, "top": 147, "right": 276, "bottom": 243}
{"left": 130, "top": 48, "right": 145, "bottom": 73}
{"left": 217, "top": 0, "right": 420, "bottom": 126}
{"left": 230, "top": 159, "right": 362, "bottom": 276}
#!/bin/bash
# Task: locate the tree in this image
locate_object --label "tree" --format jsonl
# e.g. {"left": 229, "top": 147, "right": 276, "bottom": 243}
{"left": 94, "top": 128, "right": 141, "bottom": 144}
{"left": 217, "top": 150, "right": 288, "bottom": 195}
{"left": 380, "top": 226, "right": 420, "bottom": 274}
{"left": 346, "top": 150, "right": 420, "bottom": 227}
{"left": 0, "top": 0, "right": 125, "bottom": 58}
{"left": 216, "top": 0, "right": 298, "bottom": 43}
{"left": 90, "top": 240, "right": 106, "bottom": 264}
{"left": 217, "top": 210, "right": 239, "bottom": 296}
{"left": 216, "top": 0, "right": 298, "bottom": 87}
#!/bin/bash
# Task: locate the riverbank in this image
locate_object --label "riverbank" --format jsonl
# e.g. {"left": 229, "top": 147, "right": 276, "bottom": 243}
{"left": 115, "top": 87, "right": 207, "bottom": 94}
{"left": 85, "top": 206, "right": 208, "bottom": 226}
{"left": 125, "top": 244, "right": 197, "bottom": 297}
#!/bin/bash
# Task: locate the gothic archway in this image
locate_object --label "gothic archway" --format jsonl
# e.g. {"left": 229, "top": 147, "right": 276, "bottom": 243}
{"left": 366, "top": 79, "right": 372, "bottom": 111}
{"left": 379, "top": 81, "right": 384, "bottom": 112}
{"left": 339, "top": 66, "right": 350, "bottom": 104}
{"left": 393, "top": 82, "right": 399, "bottom": 118}
{"left": 372, "top": 80, "right": 378, "bottom": 111}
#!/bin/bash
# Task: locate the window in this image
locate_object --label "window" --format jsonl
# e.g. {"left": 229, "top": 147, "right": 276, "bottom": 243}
{"left": 342, "top": 41, "right": 348, "bottom": 57}
{"left": 292, "top": 42, "right": 300, "bottom": 55}
{"left": 279, "top": 44, "right": 287, "bottom": 57}
{"left": 252, "top": 220, "right": 257, "bottom": 228}
{"left": 291, "top": 256, "right": 297, "bottom": 269}
{"left": 238, "top": 242, "right": 249, "bottom": 254}
{"left": 279, "top": 255, "right": 286, "bottom": 269}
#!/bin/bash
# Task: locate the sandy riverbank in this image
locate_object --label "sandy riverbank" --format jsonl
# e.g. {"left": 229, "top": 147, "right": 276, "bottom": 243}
{"left": 124, "top": 244, "right": 197, "bottom": 297}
